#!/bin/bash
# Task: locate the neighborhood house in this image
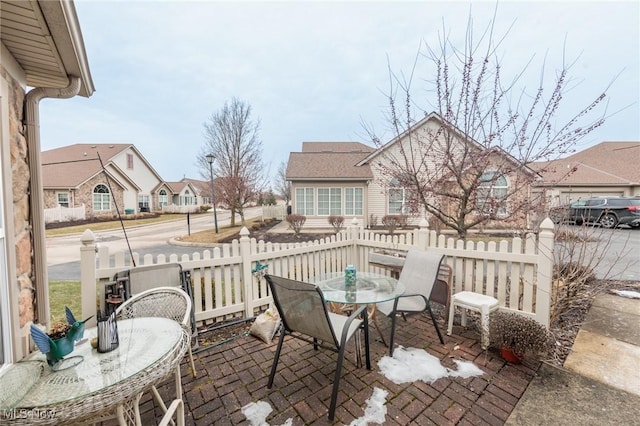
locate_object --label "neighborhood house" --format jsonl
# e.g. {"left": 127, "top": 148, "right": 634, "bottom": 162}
{"left": 533, "top": 141, "right": 640, "bottom": 205}
{"left": 41, "top": 143, "right": 210, "bottom": 221}
{"left": 287, "top": 113, "right": 540, "bottom": 230}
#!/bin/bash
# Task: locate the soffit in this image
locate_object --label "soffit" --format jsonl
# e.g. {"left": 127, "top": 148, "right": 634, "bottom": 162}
{"left": 1, "top": 0, "right": 94, "bottom": 96}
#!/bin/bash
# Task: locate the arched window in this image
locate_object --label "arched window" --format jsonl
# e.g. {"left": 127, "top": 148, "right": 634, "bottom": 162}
{"left": 159, "top": 189, "right": 168, "bottom": 207}
{"left": 93, "top": 184, "right": 111, "bottom": 212}
{"left": 477, "top": 172, "right": 508, "bottom": 217}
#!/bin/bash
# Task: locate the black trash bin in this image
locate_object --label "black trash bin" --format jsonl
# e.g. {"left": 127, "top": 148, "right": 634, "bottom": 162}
{"left": 286, "top": 205, "right": 292, "bottom": 215}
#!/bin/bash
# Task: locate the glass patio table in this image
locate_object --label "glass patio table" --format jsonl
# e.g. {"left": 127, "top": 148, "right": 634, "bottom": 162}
{"left": 313, "top": 271, "right": 405, "bottom": 305}
{"left": 312, "top": 271, "right": 405, "bottom": 349}
{"left": 0, "top": 317, "right": 189, "bottom": 426}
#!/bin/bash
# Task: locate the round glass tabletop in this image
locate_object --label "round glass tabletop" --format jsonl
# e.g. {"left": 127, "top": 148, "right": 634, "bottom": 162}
{"left": 313, "top": 271, "right": 404, "bottom": 304}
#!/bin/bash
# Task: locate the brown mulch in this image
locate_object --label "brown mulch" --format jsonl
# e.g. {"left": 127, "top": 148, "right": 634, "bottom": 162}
{"left": 219, "top": 220, "right": 335, "bottom": 244}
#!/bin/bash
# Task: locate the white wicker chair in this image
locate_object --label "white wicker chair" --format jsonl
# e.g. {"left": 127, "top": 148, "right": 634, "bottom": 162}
{"left": 116, "top": 287, "right": 195, "bottom": 420}
{"left": 158, "top": 398, "right": 185, "bottom": 426}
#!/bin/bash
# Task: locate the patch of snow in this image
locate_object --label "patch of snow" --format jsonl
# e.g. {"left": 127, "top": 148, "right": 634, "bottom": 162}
{"left": 243, "top": 347, "right": 483, "bottom": 425}
{"left": 348, "top": 387, "right": 388, "bottom": 426}
{"left": 611, "top": 290, "right": 640, "bottom": 299}
{"left": 378, "top": 346, "right": 484, "bottom": 384}
{"left": 241, "top": 401, "right": 292, "bottom": 426}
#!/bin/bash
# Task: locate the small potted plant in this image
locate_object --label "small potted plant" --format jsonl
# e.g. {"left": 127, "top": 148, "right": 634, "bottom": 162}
{"left": 489, "top": 310, "right": 551, "bottom": 363}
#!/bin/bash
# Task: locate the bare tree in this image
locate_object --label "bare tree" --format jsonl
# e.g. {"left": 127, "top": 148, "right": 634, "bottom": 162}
{"left": 366, "top": 9, "right": 610, "bottom": 239}
{"left": 200, "top": 98, "right": 266, "bottom": 226}
{"left": 274, "top": 160, "right": 291, "bottom": 206}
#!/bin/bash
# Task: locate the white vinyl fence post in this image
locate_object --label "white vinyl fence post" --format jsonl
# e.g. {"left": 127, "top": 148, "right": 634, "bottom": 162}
{"left": 239, "top": 227, "right": 254, "bottom": 318}
{"left": 348, "top": 217, "right": 360, "bottom": 266}
{"left": 417, "top": 218, "right": 430, "bottom": 250}
{"left": 536, "top": 218, "right": 555, "bottom": 327}
{"left": 80, "top": 229, "right": 98, "bottom": 327}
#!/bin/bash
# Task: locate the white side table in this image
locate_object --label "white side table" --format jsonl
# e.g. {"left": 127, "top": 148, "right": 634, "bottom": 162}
{"left": 447, "top": 291, "right": 499, "bottom": 349}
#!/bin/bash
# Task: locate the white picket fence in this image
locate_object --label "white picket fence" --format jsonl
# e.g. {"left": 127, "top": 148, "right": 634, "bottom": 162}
{"left": 44, "top": 204, "right": 85, "bottom": 223}
{"left": 261, "top": 204, "right": 286, "bottom": 220}
{"left": 161, "top": 204, "right": 201, "bottom": 213}
{"left": 79, "top": 219, "right": 555, "bottom": 329}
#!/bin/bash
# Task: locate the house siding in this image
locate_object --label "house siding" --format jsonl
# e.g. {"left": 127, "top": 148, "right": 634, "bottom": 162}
{"left": 110, "top": 149, "right": 163, "bottom": 212}
{"left": 368, "top": 119, "right": 451, "bottom": 226}
{"left": 367, "top": 117, "right": 532, "bottom": 230}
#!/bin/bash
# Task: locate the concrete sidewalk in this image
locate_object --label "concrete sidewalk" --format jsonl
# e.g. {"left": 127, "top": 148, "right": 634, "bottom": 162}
{"left": 506, "top": 292, "right": 640, "bottom": 425}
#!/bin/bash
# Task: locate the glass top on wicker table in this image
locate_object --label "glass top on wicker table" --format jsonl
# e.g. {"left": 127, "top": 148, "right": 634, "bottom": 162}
{"left": 0, "top": 317, "right": 189, "bottom": 425}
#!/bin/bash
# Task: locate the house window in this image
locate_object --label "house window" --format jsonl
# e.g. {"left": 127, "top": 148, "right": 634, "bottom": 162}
{"left": 93, "top": 184, "right": 111, "bottom": 212}
{"left": 180, "top": 190, "right": 195, "bottom": 206}
{"left": 388, "top": 179, "right": 411, "bottom": 214}
{"left": 295, "top": 188, "right": 314, "bottom": 215}
{"left": 138, "top": 195, "right": 149, "bottom": 208}
{"left": 317, "top": 188, "right": 341, "bottom": 215}
{"left": 126, "top": 153, "right": 134, "bottom": 169}
{"left": 345, "top": 188, "right": 363, "bottom": 216}
{"left": 159, "top": 190, "right": 168, "bottom": 207}
{"left": 57, "top": 192, "right": 69, "bottom": 208}
{"left": 477, "top": 171, "right": 508, "bottom": 217}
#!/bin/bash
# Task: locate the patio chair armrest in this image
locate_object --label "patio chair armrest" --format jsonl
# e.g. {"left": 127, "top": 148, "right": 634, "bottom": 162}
{"left": 393, "top": 293, "right": 429, "bottom": 312}
{"left": 339, "top": 305, "right": 367, "bottom": 347}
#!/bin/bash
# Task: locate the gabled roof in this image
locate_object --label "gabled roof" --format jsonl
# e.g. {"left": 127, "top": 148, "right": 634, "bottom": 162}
{"left": 165, "top": 181, "right": 199, "bottom": 194}
{"left": 287, "top": 142, "right": 375, "bottom": 181}
{"left": 533, "top": 141, "right": 640, "bottom": 186}
{"left": 301, "top": 141, "right": 374, "bottom": 153}
{"left": 181, "top": 178, "right": 210, "bottom": 195}
{"left": 356, "top": 112, "right": 538, "bottom": 176}
{"left": 42, "top": 143, "right": 136, "bottom": 188}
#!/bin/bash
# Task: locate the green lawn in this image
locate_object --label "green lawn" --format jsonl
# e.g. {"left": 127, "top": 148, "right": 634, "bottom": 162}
{"left": 49, "top": 280, "right": 81, "bottom": 324}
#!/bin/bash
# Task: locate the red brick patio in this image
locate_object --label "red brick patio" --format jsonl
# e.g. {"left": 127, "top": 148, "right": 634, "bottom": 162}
{"left": 140, "top": 313, "right": 540, "bottom": 425}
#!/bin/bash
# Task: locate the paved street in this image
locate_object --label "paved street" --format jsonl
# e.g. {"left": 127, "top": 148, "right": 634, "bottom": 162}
{"left": 555, "top": 225, "right": 640, "bottom": 281}
{"left": 48, "top": 217, "right": 640, "bottom": 282}
{"left": 47, "top": 207, "right": 263, "bottom": 280}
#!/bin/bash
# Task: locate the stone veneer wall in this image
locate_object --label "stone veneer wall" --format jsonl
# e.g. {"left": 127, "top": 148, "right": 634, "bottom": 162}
{"left": 76, "top": 174, "right": 125, "bottom": 218}
{"left": 43, "top": 190, "right": 57, "bottom": 208}
{"left": 3, "top": 66, "right": 35, "bottom": 327}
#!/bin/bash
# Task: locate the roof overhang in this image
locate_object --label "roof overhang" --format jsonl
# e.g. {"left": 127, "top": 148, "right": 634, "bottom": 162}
{"left": 289, "top": 178, "right": 370, "bottom": 182}
{"left": 1, "top": 0, "right": 94, "bottom": 96}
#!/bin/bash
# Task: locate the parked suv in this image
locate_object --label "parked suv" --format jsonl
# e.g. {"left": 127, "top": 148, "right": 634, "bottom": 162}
{"left": 550, "top": 197, "right": 640, "bottom": 228}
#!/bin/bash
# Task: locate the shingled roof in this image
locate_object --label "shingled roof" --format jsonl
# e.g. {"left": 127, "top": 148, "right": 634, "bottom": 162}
{"left": 533, "top": 141, "right": 640, "bottom": 186}
{"left": 287, "top": 142, "right": 375, "bottom": 180}
{"left": 41, "top": 143, "right": 133, "bottom": 188}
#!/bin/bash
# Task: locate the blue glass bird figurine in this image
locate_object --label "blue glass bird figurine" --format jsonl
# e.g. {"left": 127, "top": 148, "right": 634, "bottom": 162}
{"left": 30, "top": 307, "right": 93, "bottom": 367}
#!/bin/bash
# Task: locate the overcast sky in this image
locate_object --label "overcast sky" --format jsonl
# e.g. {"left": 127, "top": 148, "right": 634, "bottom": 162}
{"left": 39, "top": 0, "right": 639, "bottom": 184}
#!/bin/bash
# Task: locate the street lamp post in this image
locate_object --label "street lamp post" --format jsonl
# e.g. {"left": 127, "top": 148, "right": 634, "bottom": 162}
{"left": 205, "top": 153, "right": 219, "bottom": 233}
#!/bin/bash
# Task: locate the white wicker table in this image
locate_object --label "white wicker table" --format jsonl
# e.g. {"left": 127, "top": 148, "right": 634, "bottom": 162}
{"left": 0, "top": 317, "right": 189, "bottom": 425}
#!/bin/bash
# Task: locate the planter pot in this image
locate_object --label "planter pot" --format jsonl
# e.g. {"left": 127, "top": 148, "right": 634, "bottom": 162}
{"left": 500, "top": 347, "right": 523, "bottom": 364}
